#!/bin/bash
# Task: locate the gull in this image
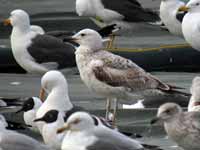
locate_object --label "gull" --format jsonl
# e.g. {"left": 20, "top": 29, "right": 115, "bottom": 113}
{"left": 16, "top": 97, "right": 42, "bottom": 132}
{"left": 179, "top": 0, "right": 200, "bottom": 51}
{"left": 3, "top": 9, "right": 76, "bottom": 74}
{"left": 34, "top": 109, "right": 114, "bottom": 150}
{"left": 36, "top": 70, "right": 77, "bottom": 132}
{"left": 57, "top": 112, "right": 162, "bottom": 150}
{"left": 159, "top": 0, "right": 186, "bottom": 36}
{"left": 34, "top": 110, "right": 65, "bottom": 150}
{"left": 188, "top": 76, "right": 200, "bottom": 112}
{"left": 0, "top": 114, "right": 52, "bottom": 150}
{"left": 66, "top": 29, "right": 189, "bottom": 123}
{"left": 151, "top": 102, "right": 200, "bottom": 150}
{"left": 75, "top": 0, "right": 160, "bottom": 48}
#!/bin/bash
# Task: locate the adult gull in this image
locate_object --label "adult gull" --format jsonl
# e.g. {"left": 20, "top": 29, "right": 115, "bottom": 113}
{"left": 57, "top": 112, "right": 162, "bottom": 150}
{"left": 4, "top": 9, "right": 76, "bottom": 74}
{"left": 0, "top": 114, "right": 52, "bottom": 150}
{"left": 159, "top": 0, "right": 186, "bottom": 36}
{"left": 179, "top": 0, "right": 200, "bottom": 51}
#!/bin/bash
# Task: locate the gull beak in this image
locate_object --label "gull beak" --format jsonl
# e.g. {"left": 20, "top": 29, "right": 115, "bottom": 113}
{"left": 3, "top": 18, "right": 11, "bottom": 26}
{"left": 57, "top": 124, "right": 71, "bottom": 134}
{"left": 33, "top": 118, "right": 43, "bottom": 122}
{"left": 63, "top": 37, "right": 79, "bottom": 47}
{"left": 39, "top": 88, "right": 46, "bottom": 102}
{"left": 178, "top": 6, "right": 189, "bottom": 12}
{"left": 150, "top": 117, "right": 161, "bottom": 125}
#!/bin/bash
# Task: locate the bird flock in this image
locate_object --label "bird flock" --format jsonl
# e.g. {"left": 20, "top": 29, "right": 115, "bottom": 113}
{"left": 1, "top": 0, "right": 200, "bottom": 150}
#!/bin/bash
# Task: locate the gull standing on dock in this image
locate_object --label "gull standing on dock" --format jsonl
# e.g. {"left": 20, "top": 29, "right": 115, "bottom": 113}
{"left": 151, "top": 103, "right": 200, "bottom": 150}
{"left": 66, "top": 29, "right": 189, "bottom": 123}
{"left": 4, "top": 9, "right": 76, "bottom": 74}
{"left": 159, "top": 0, "right": 186, "bottom": 36}
{"left": 179, "top": 0, "right": 200, "bottom": 51}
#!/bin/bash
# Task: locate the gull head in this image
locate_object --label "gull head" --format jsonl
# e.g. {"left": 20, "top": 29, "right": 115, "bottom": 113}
{"left": 67, "top": 29, "right": 103, "bottom": 51}
{"left": 16, "top": 97, "right": 42, "bottom": 113}
{"left": 34, "top": 110, "right": 60, "bottom": 124}
{"left": 0, "top": 115, "right": 8, "bottom": 129}
{"left": 57, "top": 112, "right": 95, "bottom": 134}
{"left": 151, "top": 103, "right": 182, "bottom": 125}
{"left": 179, "top": 0, "right": 200, "bottom": 13}
{"left": 41, "top": 70, "right": 68, "bottom": 93}
{"left": 190, "top": 76, "right": 200, "bottom": 96}
{"left": 4, "top": 9, "right": 30, "bottom": 28}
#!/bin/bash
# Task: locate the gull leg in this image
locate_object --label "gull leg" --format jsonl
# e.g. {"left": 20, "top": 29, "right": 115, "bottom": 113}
{"left": 106, "top": 34, "right": 115, "bottom": 49}
{"left": 112, "top": 98, "right": 118, "bottom": 127}
{"left": 108, "top": 34, "right": 115, "bottom": 49}
{"left": 105, "top": 98, "right": 111, "bottom": 120}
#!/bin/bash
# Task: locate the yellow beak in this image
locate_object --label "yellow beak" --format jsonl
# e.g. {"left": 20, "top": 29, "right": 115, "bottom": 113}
{"left": 39, "top": 88, "right": 46, "bottom": 102}
{"left": 178, "top": 6, "right": 189, "bottom": 12}
{"left": 3, "top": 18, "right": 11, "bottom": 26}
{"left": 57, "top": 124, "right": 71, "bottom": 134}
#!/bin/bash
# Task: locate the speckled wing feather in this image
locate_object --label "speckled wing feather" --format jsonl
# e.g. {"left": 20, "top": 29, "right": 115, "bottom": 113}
{"left": 92, "top": 50, "right": 170, "bottom": 91}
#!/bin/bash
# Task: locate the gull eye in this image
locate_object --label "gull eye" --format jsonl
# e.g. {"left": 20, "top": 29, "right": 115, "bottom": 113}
{"left": 72, "top": 119, "right": 81, "bottom": 124}
{"left": 196, "top": 3, "right": 200, "bottom": 5}
{"left": 80, "top": 33, "right": 86, "bottom": 37}
{"left": 165, "top": 109, "right": 170, "bottom": 114}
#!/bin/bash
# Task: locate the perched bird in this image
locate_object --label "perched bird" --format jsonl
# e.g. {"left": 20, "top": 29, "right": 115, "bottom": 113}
{"left": 188, "top": 76, "right": 200, "bottom": 112}
{"left": 36, "top": 70, "right": 80, "bottom": 132}
{"left": 57, "top": 112, "right": 161, "bottom": 150}
{"left": 151, "top": 103, "right": 200, "bottom": 150}
{"left": 75, "top": 0, "right": 160, "bottom": 48}
{"left": 65, "top": 29, "right": 189, "bottom": 123}
{"left": 34, "top": 110, "right": 65, "bottom": 150}
{"left": 159, "top": 0, "right": 186, "bottom": 36}
{"left": 16, "top": 97, "right": 42, "bottom": 132}
{"left": 0, "top": 114, "right": 52, "bottom": 150}
{"left": 3, "top": 9, "right": 76, "bottom": 74}
{"left": 179, "top": 0, "right": 200, "bottom": 51}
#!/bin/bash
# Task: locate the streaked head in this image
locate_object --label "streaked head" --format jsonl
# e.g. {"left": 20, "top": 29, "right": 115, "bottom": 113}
{"left": 57, "top": 112, "right": 95, "bottom": 133}
{"left": 151, "top": 103, "right": 182, "bottom": 124}
{"left": 4, "top": 9, "right": 30, "bottom": 28}
{"left": 66, "top": 29, "right": 103, "bottom": 51}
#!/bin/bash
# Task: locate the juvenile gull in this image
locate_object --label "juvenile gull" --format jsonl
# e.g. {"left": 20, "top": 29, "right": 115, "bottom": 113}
{"left": 159, "top": 0, "right": 186, "bottom": 36}
{"left": 0, "top": 114, "right": 52, "bottom": 150}
{"left": 66, "top": 29, "right": 189, "bottom": 122}
{"left": 188, "top": 76, "right": 200, "bottom": 112}
{"left": 4, "top": 9, "right": 76, "bottom": 74}
{"left": 151, "top": 103, "right": 200, "bottom": 150}
{"left": 179, "top": 0, "right": 200, "bottom": 51}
